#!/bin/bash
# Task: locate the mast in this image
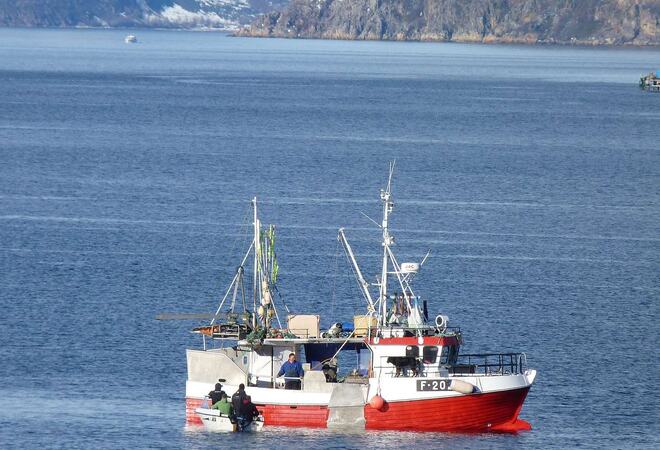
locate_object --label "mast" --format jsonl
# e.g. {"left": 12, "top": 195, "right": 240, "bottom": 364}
{"left": 252, "top": 197, "right": 259, "bottom": 329}
{"left": 380, "top": 161, "right": 395, "bottom": 326}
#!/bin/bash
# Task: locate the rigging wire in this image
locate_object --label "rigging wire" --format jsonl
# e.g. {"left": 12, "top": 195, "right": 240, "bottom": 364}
{"left": 273, "top": 285, "right": 290, "bottom": 314}
{"left": 221, "top": 203, "right": 252, "bottom": 315}
{"left": 330, "top": 238, "right": 341, "bottom": 318}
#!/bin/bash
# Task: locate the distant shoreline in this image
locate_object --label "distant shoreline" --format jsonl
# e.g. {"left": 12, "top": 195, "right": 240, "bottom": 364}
{"left": 2, "top": 26, "right": 659, "bottom": 49}
{"left": 0, "top": 25, "right": 237, "bottom": 33}
{"left": 232, "top": 31, "right": 660, "bottom": 49}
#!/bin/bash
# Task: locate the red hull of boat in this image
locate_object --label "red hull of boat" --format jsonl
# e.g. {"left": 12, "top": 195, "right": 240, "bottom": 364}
{"left": 186, "top": 386, "right": 531, "bottom": 432}
{"left": 365, "top": 387, "right": 531, "bottom": 432}
{"left": 186, "top": 398, "right": 204, "bottom": 424}
{"left": 258, "top": 404, "right": 329, "bottom": 428}
{"left": 186, "top": 398, "right": 328, "bottom": 428}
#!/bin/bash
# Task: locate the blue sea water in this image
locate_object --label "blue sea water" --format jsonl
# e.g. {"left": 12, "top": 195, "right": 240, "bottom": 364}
{"left": 0, "top": 28, "right": 659, "bottom": 449}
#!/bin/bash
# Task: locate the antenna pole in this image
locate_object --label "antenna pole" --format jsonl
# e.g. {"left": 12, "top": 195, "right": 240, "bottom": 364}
{"left": 380, "top": 161, "right": 395, "bottom": 326}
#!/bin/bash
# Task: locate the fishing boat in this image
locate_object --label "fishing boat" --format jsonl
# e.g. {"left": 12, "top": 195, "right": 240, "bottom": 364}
{"left": 124, "top": 35, "right": 138, "bottom": 44}
{"left": 184, "top": 162, "right": 537, "bottom": 432}
{"left": 640, "top": 71, "right": 660, "bottom": 92}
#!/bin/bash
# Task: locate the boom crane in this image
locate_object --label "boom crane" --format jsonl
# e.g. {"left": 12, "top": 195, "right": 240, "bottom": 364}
{"left": 338, "top": 228, "right": 376, "bottom": 314}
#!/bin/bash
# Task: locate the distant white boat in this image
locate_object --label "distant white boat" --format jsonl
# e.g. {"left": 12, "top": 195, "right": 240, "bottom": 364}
{"left": 124, "top": 35, "right": 137, "bottom": 44}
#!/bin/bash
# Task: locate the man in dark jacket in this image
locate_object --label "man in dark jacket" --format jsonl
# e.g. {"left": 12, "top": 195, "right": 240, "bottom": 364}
{"left": 208, "top": 381, "right": 226, "bottom": 406}
{"left": 277, "top": 353, "right": 304, "bottom": 390}
{"left": 231, "top": 384, "right": 251, "bottom": 430}
{"left": 242, "top": 395, "right": 260, "bottom": 428}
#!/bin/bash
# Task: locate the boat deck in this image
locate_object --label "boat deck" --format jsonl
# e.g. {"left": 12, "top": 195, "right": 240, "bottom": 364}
{"left": 261, "top": 337, "right": 367, "bottom": 345}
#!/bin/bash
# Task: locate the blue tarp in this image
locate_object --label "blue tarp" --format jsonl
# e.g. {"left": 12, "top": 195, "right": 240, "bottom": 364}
{"left": 656, "top": 70, "right": 660, "bottom": 78}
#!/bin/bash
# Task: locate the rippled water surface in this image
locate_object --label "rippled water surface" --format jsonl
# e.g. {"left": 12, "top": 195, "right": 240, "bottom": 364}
{"left": 1, "top": 28, "right": 659, "bottom": 449}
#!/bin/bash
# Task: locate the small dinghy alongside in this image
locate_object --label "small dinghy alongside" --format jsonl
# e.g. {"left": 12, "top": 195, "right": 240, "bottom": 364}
{"left": 195, "top": 407, "right": 264, "bottom": 432}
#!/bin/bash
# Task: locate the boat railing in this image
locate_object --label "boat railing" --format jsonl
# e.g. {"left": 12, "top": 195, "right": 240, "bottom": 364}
{"left": 444, "top": 326, "right": 461, "bottom": 333}
{"left": 373, "top": 352, "right": 527, "bottom": 378}
{"left": 249, "top": 374, "right": 304, "bottom": 389}
{"left": 450, "top": 352, "right": 527, "bottom": 376}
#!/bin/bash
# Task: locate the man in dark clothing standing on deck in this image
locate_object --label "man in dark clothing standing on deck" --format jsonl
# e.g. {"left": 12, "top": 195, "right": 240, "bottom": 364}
{"left": 277, "top": 353, "right": 304, "bottom": 390}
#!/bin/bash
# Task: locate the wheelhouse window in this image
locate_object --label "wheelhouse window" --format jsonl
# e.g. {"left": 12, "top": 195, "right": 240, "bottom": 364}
{"left": 422, "top": 346, "right": 438, "bottom": 364}
{"left": 405, "top": 345, "right": 419, "bottom": 358}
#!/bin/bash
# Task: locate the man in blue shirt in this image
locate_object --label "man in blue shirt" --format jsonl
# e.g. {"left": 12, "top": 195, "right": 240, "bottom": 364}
{"left": 277, "top": 353, "right": 304, "bottom": 390}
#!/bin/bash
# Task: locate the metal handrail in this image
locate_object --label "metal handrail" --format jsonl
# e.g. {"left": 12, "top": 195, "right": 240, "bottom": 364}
{"left": 372, "top": 352, "right": 527, "bottom": 378}
{"left": 251, "top": 374, "right": 304, "bottom": 389}
{"left": 453, "top": 352, "right": 526, "bottom": 375}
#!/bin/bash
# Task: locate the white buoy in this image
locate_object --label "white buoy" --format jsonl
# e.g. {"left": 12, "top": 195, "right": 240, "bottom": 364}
{"left": 450, "top": 379, "right": 476, "bottom": 394}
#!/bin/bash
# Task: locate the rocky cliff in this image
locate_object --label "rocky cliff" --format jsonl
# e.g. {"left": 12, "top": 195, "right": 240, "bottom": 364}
{"left": 239, "top": 0, "right": 660, "bottom": 46}
{"left": 0, "top": 0, "right": 289, "bottom": 29}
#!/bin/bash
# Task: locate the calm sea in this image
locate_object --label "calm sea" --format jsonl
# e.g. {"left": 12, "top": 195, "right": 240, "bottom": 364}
{"left": 0, "top": 28, "right": 658, "bottom": 449}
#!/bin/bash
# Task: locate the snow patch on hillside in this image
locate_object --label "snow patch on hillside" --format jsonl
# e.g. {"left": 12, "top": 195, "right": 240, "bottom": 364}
{"left": 198, "top": 0, "right": 250, "bottom": 7}
{"left": 146, "top": 3, "right": 236, "bottom": 29}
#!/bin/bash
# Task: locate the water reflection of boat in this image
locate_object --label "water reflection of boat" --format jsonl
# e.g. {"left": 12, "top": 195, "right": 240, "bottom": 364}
{"left": 124, "top": 35, "right": 137, "bottom": 44}
{"left": 183, "top": 162, "right": 537, "bottom": 433}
